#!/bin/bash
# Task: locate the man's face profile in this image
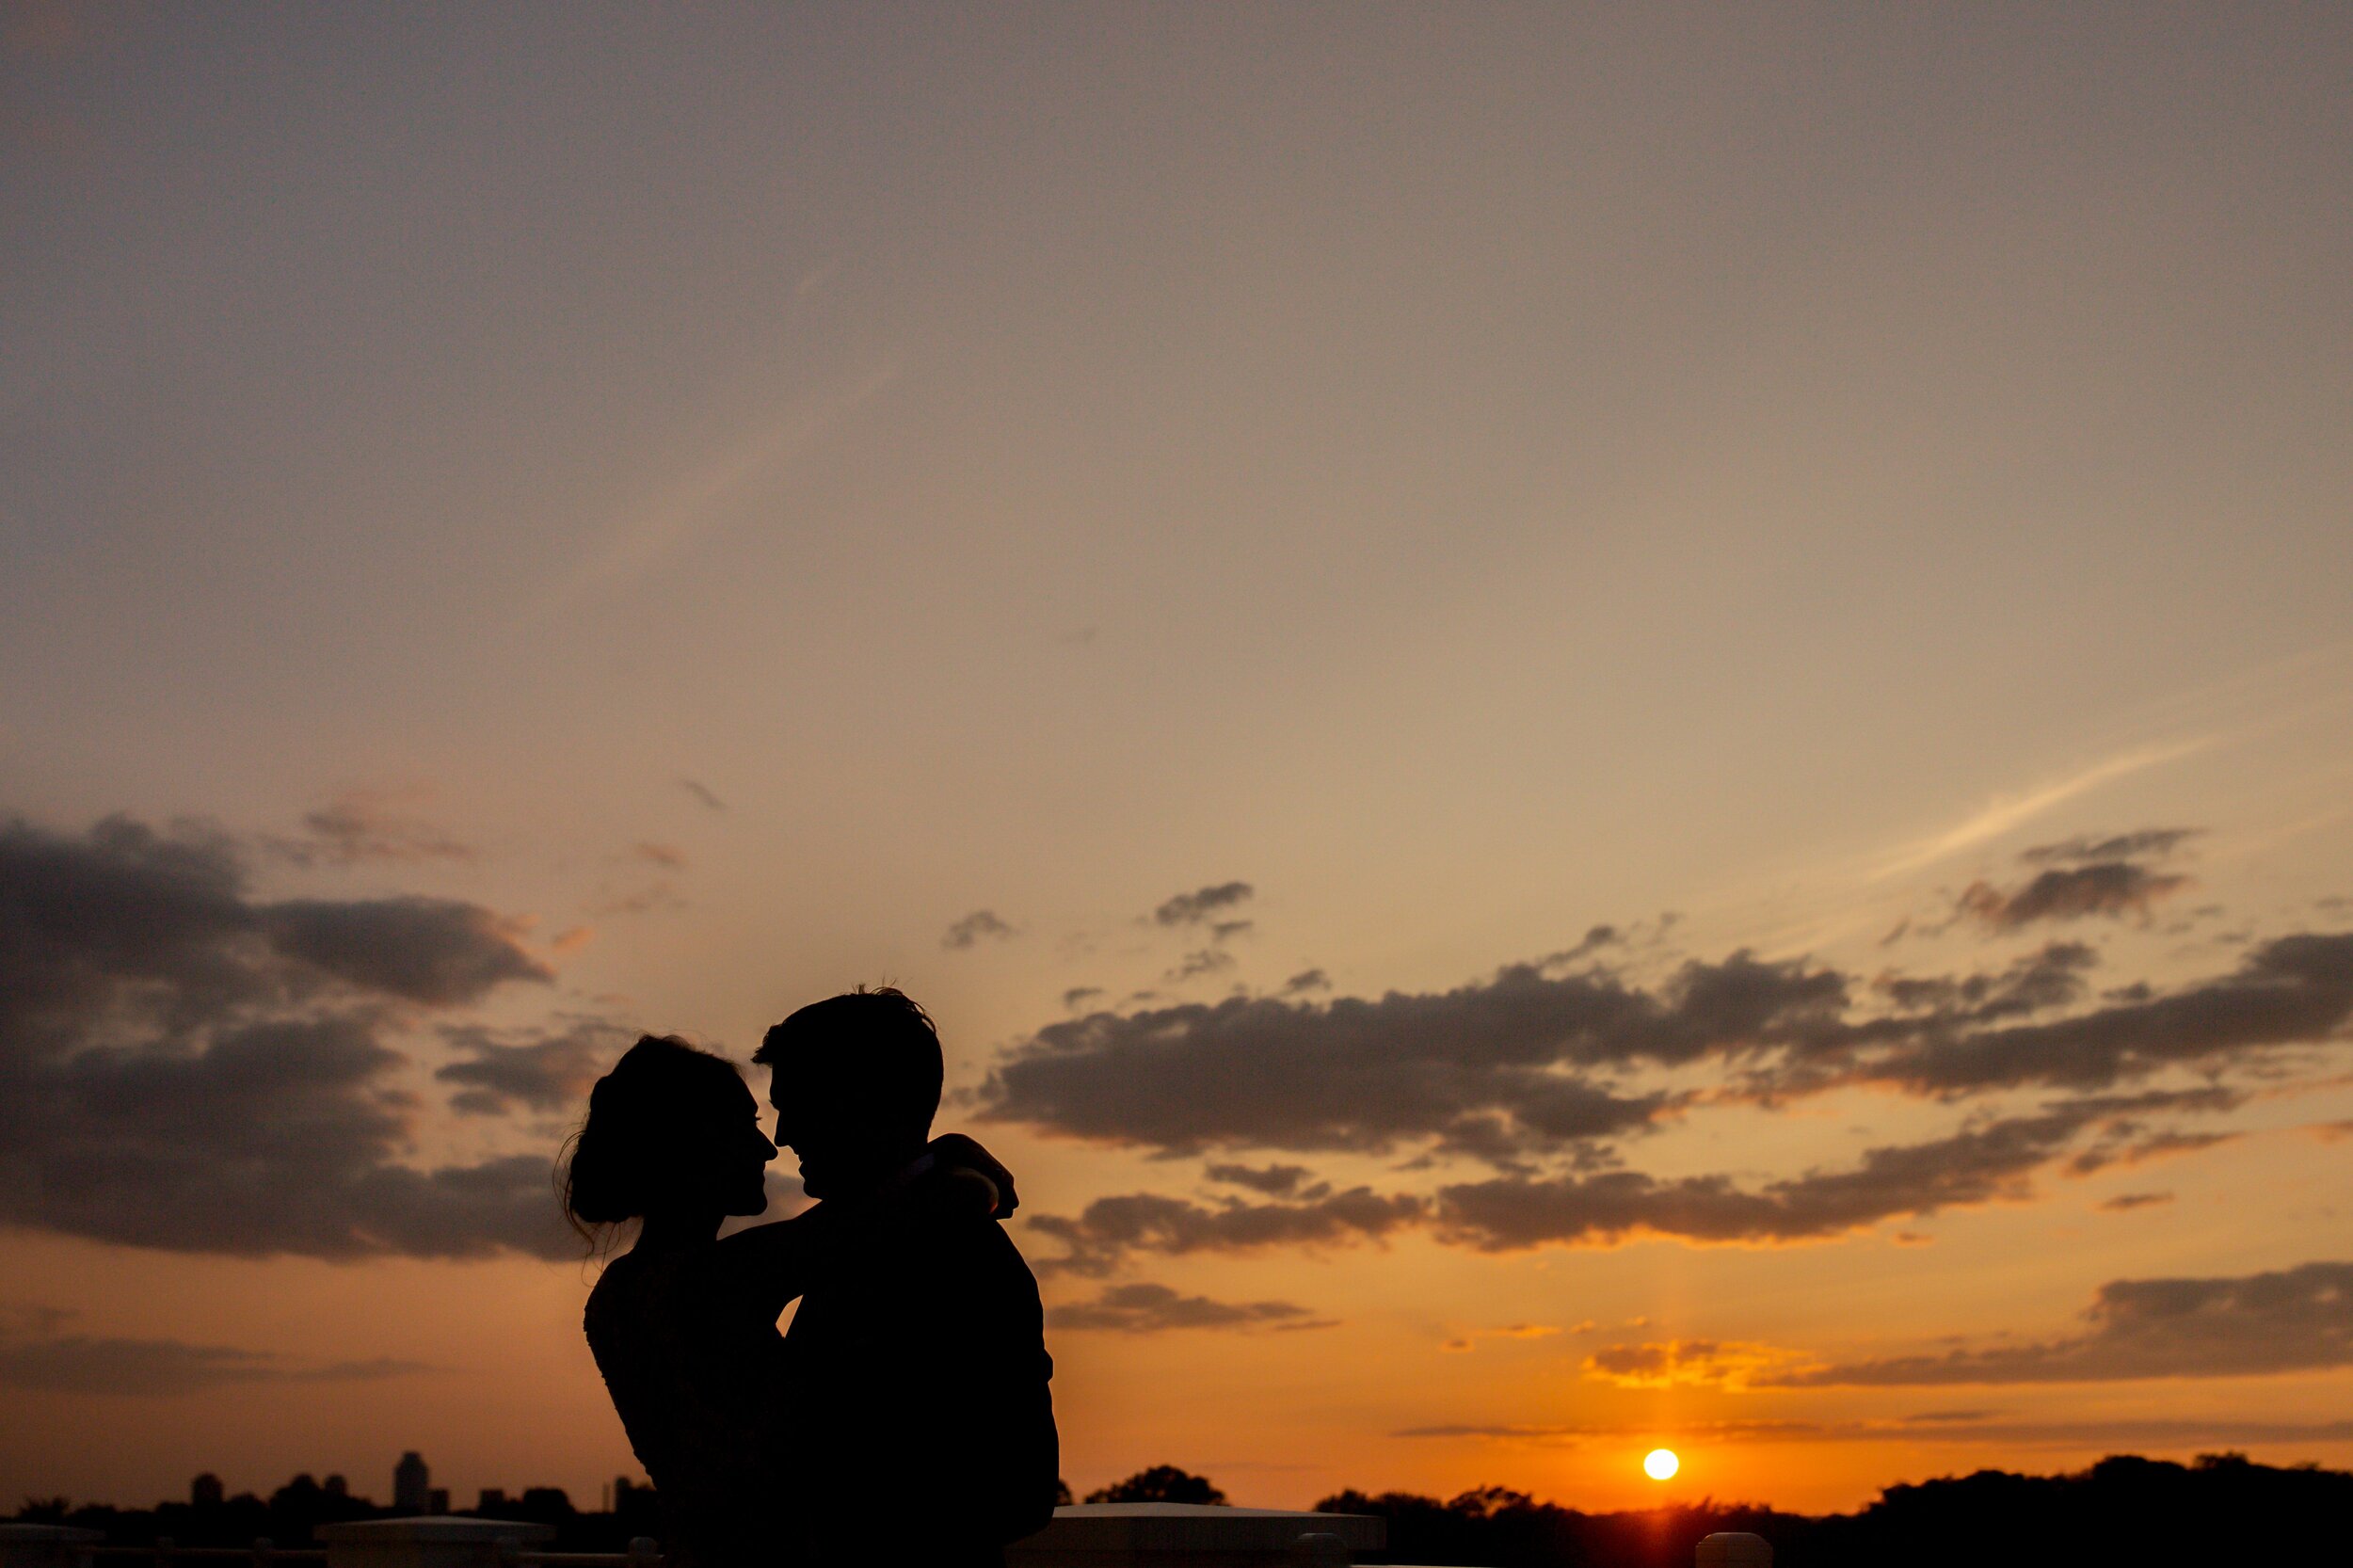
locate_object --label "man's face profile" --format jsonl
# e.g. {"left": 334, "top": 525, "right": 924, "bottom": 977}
{"left": 766, "top": 1051, "right": 902, "bottom": 1199}
{"left": 759, "top": 992, "right": 943, "bottom": 1199}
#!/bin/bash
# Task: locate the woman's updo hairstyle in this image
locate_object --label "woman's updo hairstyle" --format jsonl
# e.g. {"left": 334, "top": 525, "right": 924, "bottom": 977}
{"left": 559, "top": 1033, "right": 746, "bottom": 1243}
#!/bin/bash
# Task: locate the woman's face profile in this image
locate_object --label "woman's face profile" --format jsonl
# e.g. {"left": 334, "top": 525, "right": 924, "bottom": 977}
{"left": 720, "top": 1081, "right": 778, "bottom": 1215}
{"left": 675, "top": 1080, "right": 776, "bottom": 1218}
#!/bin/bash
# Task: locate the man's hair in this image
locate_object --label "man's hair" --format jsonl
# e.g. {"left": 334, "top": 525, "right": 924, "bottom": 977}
{"left": 754, "top": 985, "right": 944, "bottom": 1123}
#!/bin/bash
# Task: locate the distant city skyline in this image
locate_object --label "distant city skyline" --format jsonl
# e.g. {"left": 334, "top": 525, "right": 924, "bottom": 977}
{"left": 53, "top": 1453, "right": 643, "bottom": 1520}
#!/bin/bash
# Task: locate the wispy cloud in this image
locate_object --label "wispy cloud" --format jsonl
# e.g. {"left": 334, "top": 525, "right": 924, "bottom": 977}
{"left": 528, "top": 359, "right": 900, "bottom": 618}
{"left": 1873, "top": 740, "right": 2212, "bottom": 881}
{"left": 0, "top": 1309, "right": 432, "bottom": 1397}
{"left": 266, "top": 787, "right": 476, "bottom": 867}
{"left": 943, "top": 910, "right": 1019, "bottom": 950}
{"left": 1581, "top": 1338, "right": 1815, "bottom": 1390}
{"left": 1046, "top": 1282, "right": 1336, "bottom": 1335}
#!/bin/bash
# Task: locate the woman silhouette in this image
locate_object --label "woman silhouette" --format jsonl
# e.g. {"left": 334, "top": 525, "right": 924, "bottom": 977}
{"left": 562, "top": 1034, "right": 1009, "bottom": 1567}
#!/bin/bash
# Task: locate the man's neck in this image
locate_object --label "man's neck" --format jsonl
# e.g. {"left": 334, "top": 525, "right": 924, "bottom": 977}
{"left": 830, "top": 1139, "right": 931, "bottom": 1201}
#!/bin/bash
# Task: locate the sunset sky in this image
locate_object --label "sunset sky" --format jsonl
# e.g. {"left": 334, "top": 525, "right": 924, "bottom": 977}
{"left": 7, "top": 2, "right": 2353, "bottom": 1520}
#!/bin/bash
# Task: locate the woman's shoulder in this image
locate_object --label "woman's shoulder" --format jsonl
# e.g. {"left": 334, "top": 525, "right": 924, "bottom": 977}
{"left": 584, "top": 1249, "right": 663, "bottom": 1337}
{"left": 584, "top": 1243, "right": 735, "bottom": 1332}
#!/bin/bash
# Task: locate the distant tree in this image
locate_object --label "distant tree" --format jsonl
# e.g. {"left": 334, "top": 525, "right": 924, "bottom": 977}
{"left": 1051, "top": 1480, "right": 1074, "bottom": 1508}
{"left": 1448, "top": 1485, "right": 1536, "bottom": 1520}
{"left": 1084, "top": 1466, "right": 1227, "bottom": 1506}
{"left": 270, "top": 1475, "right": 324, "bottom": 1512}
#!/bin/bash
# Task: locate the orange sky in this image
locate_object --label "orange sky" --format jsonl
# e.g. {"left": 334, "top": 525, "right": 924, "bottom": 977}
{"left": 5, "top": 0, "right": 2353, "bottom": 1520}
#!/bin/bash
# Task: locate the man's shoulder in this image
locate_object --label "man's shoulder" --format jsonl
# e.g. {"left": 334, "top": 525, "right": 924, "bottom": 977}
{"left": 937, "top": 1215, "right": 1041, "bottom": 1284}
{"left": 839, "top": 1215, "right": 1040, "bottom": 1316}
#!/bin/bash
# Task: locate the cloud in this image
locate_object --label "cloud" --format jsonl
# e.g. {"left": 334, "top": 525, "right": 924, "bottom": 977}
{"left": 977, "top": 916, "right": 2353, "bottom": 1272}
{"left": 942, "top": 910, "right": 1019, "bottom": 950}
{"left": 2025, "top": 829, "right": 2202, "bottom": 865}
{"left": 1045, "top": 1282, "right": 1335, "bottom": 1334}
{"left": 436, "top": 1019, "right": 631, "bottom": 1116}
{"left": 1210, "top": 920, "right": 1255, "bottom": 942}
{"left": 1956, "top": 862, "right": 2190, "bottom": 930}
{"left": 2066, "top": 1128, "right": 2238, "bottom": 1176}
{"left": 2098, "top": 1192, "right": 2175, "bottom": 1211}
{"left": 678, "top": 778, "right": 728, "bottom": 812}
{"left": 1580, "top": 1338, "right": 1813, "bottom": 1390}
{"left": 1154, "top": 882, "right": 1255, "bottom": 927}
{"left": 262, "top": 898, "right": 550, "bottom": 1005}
{"left": 267, "top": 788, "right": 475, "bottom": 867}
{"left": 632, "top": 841, "right": 688, "bottom": 869}
{"left": 1444, "top": 1322, "right": 1565, "bottom": 1352}
{"left": 986, "top": 926, "right": 2353, "bottom": 1167}
{"left": 1167, "top": 949, "right": 1237, "bottom": 983}
{"left": 1205, "top": 1163, "right": 1323, "bottom": 1197}
{"left": 979, "top": 964, "right": 1727, "bottom": 1161}
{"left": 1063, "top": 987, "right": 1103, "bottom": 1011}
{"left": 1876, "top": 933, "right": 2353, "bottom": 1094}
{"left": 0, "top": 1329, "right": 427, "bottom": 1397}
{"left": 1281, "top": 969, "right": 1330, "bottom": 995}
{"left": 1778, "top": 1261, "right": 2353, "bottom": 1384}
{"left": 1551, "top": 926, "right": 1624, "bottom": 964}
{"left": 1023, "top": 1091, "right": 2235, "bottom": 1268}
{"left": 1026, "top": 1187, "right": 1425, "bottom": 1276}
{"left": 1434, "top": 1095, "right": 2228, "bottom": 1252}
{"left": 0, "top": 814, "right": 576, "bottom": 1258}
{"left": 1870, "top": 942, "right": 2099, "bottom": 1022}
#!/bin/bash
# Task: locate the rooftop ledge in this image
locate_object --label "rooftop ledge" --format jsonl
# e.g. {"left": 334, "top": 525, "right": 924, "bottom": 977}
{"left": 1013, "top": 1503, "right": 1381, "bottom": 1564}
{"left": 8, "top": 1509, "right": 1774, "bottom": 1568}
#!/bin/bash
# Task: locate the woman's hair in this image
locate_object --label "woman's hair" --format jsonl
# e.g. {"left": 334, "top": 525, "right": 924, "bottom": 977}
{"left": 558, "top": 1033, "right": 746, "bottom": 1245}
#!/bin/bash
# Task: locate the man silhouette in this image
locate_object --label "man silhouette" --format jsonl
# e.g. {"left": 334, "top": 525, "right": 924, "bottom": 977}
{"left": 754, "top": 988, "right": 1059, "bottom": 1567}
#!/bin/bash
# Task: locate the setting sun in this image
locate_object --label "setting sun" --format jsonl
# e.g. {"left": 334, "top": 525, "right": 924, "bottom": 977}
{"left": 1644, "top": 1448, "right": 1681, "bottom": 1480}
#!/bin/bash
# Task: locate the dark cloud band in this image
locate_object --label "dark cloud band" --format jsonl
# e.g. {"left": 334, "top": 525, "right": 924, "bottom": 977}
{"left": 0, "top": 814, "right": 574, "bottom": 1259}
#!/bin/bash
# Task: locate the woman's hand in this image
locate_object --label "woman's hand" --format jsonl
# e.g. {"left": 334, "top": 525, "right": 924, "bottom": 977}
{"left": 925, "top": 1132, "right": 1019, "bottom": 1217}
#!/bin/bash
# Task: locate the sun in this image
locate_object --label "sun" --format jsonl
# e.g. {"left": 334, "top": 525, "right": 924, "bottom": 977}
{"left": 1643, "top": 1448, "right": 1680, "bottom": 1480}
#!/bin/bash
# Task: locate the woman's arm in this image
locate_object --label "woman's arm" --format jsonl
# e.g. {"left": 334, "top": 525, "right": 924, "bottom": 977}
{"left": 711, "top": 1133, "right": 1017, "bottom": 1313}
{"left": 710, "top": 1203, "right": 839, "bottom": 1319}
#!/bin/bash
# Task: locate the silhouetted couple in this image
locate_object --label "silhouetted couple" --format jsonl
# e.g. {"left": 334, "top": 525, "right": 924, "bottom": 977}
{"left": 565, "top": 989, "right": 1058, "bottom": 1568}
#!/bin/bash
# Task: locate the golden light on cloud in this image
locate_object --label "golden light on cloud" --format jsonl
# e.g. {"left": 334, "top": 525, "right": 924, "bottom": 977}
{"left": 1644, "top": 1448, "right": 1681, "bottom": 1480}
{"left": 1582, "top": 1339, "right": 1812, "bottom": 1391}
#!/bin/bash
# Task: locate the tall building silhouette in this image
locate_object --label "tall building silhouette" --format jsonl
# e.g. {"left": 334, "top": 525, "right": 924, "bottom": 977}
{"left": 191, "top": 1474, "right": 224, "bottom": 1510}
{"left": 393, "top": 1452, "right": 430, "bottom": 1513}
